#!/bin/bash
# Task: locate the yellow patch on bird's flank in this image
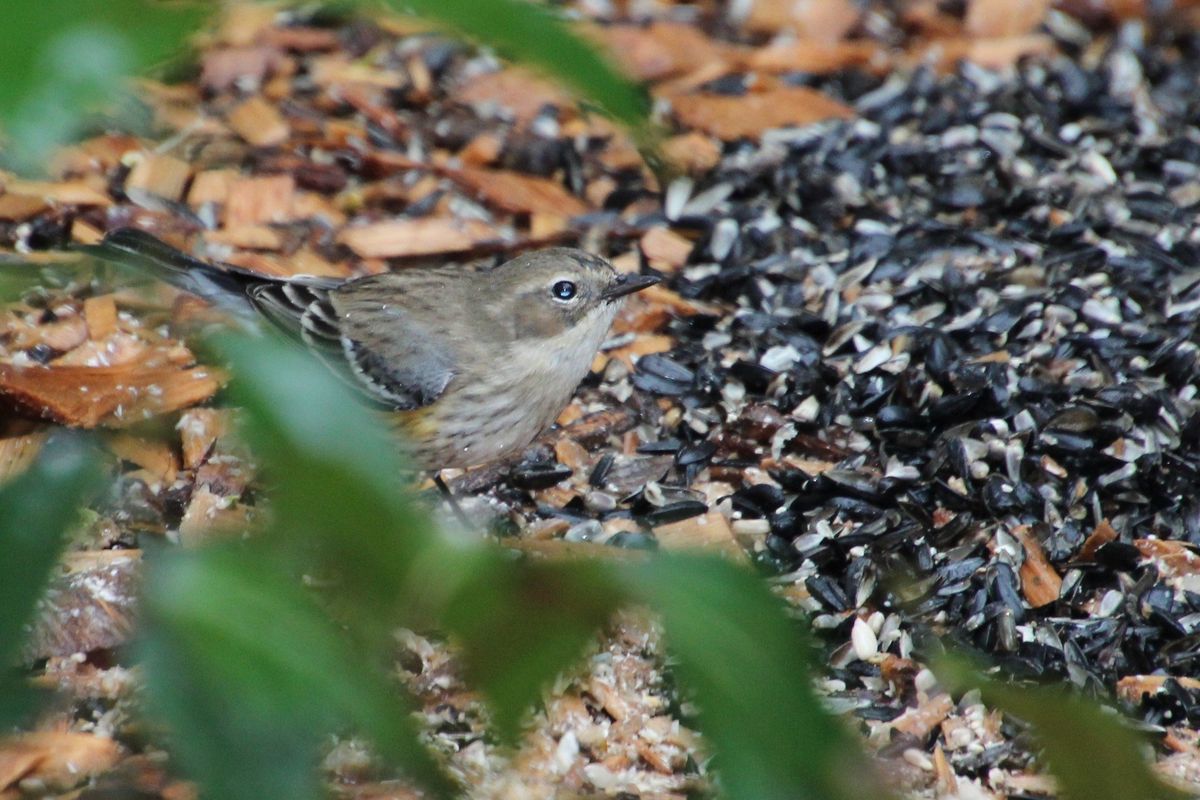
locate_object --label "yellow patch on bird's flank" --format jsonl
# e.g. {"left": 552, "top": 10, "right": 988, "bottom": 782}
{"left": 390, "top": 406, "right": 438, "bottom": 439}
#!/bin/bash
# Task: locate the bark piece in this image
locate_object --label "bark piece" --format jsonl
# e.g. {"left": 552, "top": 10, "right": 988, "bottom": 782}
{"left": 740, "top": 0, "right": 862, "bottom": 39}
{"left": 965, "top": 0, "right": 1049, "bottom": 37}
{"left": 105, "top": 432, "right": 179, "bottom": 486}
{"left": 1012, "top": 525, "right": 1062, "bottom": 607}
{"left": 2, "top": 179, "right": 112, "bottom": 206}
{"left": 125, "top": 154, "right": 192, "bottom": 202}
{"left": 670, "top": 86, "right": 854, "bottom": 141}
{"left": 906, "top": 34, "right": 1056, "bottom": 71}
{"left": 0, "top": 193, "right": 50, "bottom": 221}
{"left": 639, "top": 227, "right": 693, "bottom": 272}
{"left": 594, "top": 22, "right": 731, "bottom": 82}
{"left": 455, "top": 68, "right": 572, "bottom": 123}
{"left": 188, "top": 169, "right": 239, "bottom": 208}
{"left": 0, "top": 732, "right": 121, "bottom": 793}
{"left": 83, "top": 295, "right": 118, "bottom": 341}
{"left": 745, "top": 41, "right": 886, "bottom": 74}
{"left": 24, "top": 552, "right": 141, "bottom": 661}
{"left": 204, "top": 224, "right": 284, "bottom": 250}
{"left": 653, "top": 511, "right": 745, "bottom": 560}
{"left": 448, "top": 167, "right": 589, "bottom": 217}
{"left": 0, "top": 363, "right": 222, "bottom": 428}
{"left": 178, "top": 408, "right": 233, "bottom": 469}
{"left": 661, "top": 132, "right": 722, "bottom": 174}
{"left": 337, "top": 218, "right": 500, "bottom": 258}
{"left": 225, "top": 174, "right": 296, "bottom": 226}
{"left": 0, "top": 427, "right": 48, "bottom": 483}
{"left": 1078, "top": 518, "right": 1118, "bottom": 561}
{"left": 227, "top": 96, "right": 291, "bottom": 147}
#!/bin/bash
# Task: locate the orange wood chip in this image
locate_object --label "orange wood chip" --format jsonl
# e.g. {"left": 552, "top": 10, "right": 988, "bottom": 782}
{"left": 0, "top": 193, "right": 50, "bottom": 221}
{"left": 83, "top": 295, "right": 118, "bottom": 341}
{"left": 179, "top": 484, "right": 256, "bottom": 547}
{"left": 105, "top": 432, "right": 179, "bottom": 485}
{"left": 593, "top": 21, "right": 731, "bottom": 82}
{"left": 20, "top": 316, "right": 89, "bottom": 353}
{"left": 1078, "top": 517, "right": 1118, "bottom": 561}
{"left": 188, "top": 169, "right": 239, "bottom": 208}
{"left": 1134, "top": 538, "right": 1200, "bottom": 578}
{"left": 670, "top": 86, "right": 854, "bottom": 141}
{"left": 529, "top": 212, "right": 569, "bottom": 239}
{"left": 227, "top": 96, "right": 290, "bottom": 147}
{"left": 661, "top": 132, "right": 722, "bottom": 174}
{"left": 907, "top": 33, "right": 1056, "bottom": 72}
{"left": 1012, "top": 525, "right": 1062, "bottom": 607}
{"left": 965, "top": 0, "right": 1049, "bottom": 37}
{"left": 740, "top": 0, "right": 862, "bottom": 39}
{"left": 653, "top": 511, "right": 746, "bottom": 560}
{"left": 260, "top": 25, "right": 340, "bottom": 51}
{"left": 639, "top": 226, "right": 693, "bottom": 272}
{"left": 124, "top": 154, "right": 192, "bottom": 202}
{"left": 455, "top": 67, "right": 572, "bottom": 123}
{"left": 448, "top": 167, "right": 589, "bottom": 217}
{"left": 224, "top": 174, "right": 296, "bottom": 227}
{"left": 178, "top": 408, "right": 233, "bottom": 469}
{"left": 71, "top": 219, "right": 105, "bottom": 245}
{"left": 50, "top": 133, "right": 144, "bottom": 175}
{"left": 2, "top": 179, "right": 112, "bottom": 207}
{"left": 745, "top": 40, "right": 887, "bottom": 75}
{"left": 637, "top": 283, "right": 715, "bottom": 317}
{"left": 0, "top": 732, "right": 121, "bottom": 792}
{"left": 1116, "top": 675, "right": 1200, "bottom": 704}
{"left": 309, "top": 55, "right": 405, "bottom": 89}
{"left": 337, "top": 217, "right": 500, "bottom": 258}
{"left": 0, "top": 427, "right": 47, "bottom": 484}
{"left": 889, "top": 693, "right": 955, "bottom": 739}
{"left": 204, "top": 224, "right": 284, "bottom": 251}
{"left": 0, "top": 362, "right": 222, "bottom": 428}
{"left": 459, "top": 133, "right": 504, "bottom": 166}
{"left": 201, "top": 45, "right": 286, "bottom": 92}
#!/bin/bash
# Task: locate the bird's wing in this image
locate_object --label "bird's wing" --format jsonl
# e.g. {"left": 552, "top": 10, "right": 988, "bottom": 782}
{"left": 327, "top": 275, "right": 460, "bottom": 411}
{"left": 85, "top": 228, "right": 456, "bottom": 410}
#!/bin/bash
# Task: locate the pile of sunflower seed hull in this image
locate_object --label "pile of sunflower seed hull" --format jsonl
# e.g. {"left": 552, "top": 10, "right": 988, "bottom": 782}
{"left": 492, "top": 20, "right": 1200, "bottom": 741}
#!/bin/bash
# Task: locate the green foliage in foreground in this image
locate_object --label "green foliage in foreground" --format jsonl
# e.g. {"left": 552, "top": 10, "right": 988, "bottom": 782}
{"left": 0, "top": 0, "right": 210, "bottom": 174}
{"left": 0, "top": 435, "right": 104, "bottom": 727}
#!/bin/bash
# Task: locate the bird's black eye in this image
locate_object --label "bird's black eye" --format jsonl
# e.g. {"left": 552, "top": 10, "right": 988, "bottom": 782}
{"left": 552, "top": 280, "right": 577, "bottom": 301}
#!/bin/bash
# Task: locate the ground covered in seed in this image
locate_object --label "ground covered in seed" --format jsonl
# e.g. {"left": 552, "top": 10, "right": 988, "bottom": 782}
{"left": 7, "top": 1, "right": 1200, "bottom": 797}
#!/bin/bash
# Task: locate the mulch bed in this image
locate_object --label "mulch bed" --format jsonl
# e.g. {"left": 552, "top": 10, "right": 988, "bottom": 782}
{"left": 5, "top": 0, "right": 1200, "bottom": 796}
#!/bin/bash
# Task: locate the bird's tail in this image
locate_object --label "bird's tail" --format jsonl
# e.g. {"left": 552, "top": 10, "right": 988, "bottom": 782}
{"left": 81, "top": 228, "right": 256, "bottom": 308}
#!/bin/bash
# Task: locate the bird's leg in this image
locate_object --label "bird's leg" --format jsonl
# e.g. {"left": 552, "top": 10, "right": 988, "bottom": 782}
{"left": 433, "top": 472, "right": 474, "bottom": 531}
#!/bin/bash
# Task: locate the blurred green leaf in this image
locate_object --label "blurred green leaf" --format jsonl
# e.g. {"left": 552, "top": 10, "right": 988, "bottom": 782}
{"left": 384, "top": 0, "right": 648, "bottom": 130}
{"left": 438, "top": 555, "right": 622, "bottom": 742}
{"left": 938, "top": 658, "right": 1187, "bottom": 800}
{"left": 218, "top": 331, "right": 622, "bottom": 744}
{"left": 0, "top": 434, "right": 103, "bottom": 727}
{"left": 213, "top": 332, "right": 437, "bottom": 616}
{"left": 0, "top": 0, "right": 209, "bottom": 174}
{"left": 622, "top": 555, "right": 892, "bottom": 800}
{"left": 138, "top": 545, "right": 455, "bottom": 800}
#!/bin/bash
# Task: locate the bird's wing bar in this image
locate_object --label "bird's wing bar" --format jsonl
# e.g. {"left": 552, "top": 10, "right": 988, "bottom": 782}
{"left": 332, "top": 285, "right": 458, "bottom": 411}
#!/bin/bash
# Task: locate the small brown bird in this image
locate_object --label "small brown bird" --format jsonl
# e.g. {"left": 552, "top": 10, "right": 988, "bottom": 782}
{"left": 90, "top": 229, "right": 658, "bottom": 468}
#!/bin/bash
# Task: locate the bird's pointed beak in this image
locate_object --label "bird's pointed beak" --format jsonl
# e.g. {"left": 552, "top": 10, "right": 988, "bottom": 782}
{"left": 601, "top": 273, "right": 660, "bottom": 302}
